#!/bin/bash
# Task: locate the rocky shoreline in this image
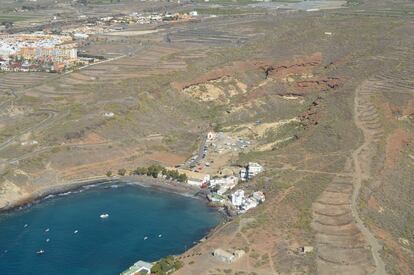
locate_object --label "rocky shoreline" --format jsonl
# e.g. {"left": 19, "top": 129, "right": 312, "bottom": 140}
{"left": 0, "top": 175, "right": 229, "bottom": 219}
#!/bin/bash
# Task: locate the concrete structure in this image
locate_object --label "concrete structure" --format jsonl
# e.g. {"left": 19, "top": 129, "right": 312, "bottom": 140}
{"left": 207, "top": 193, "right": 226, "bottom": 203}
{"left": 240, "top": 197, "right": 258, "bottom": 212}
{"left": 213, "top": 249, "right": 235, "bottom": 263}
{"left": 210, "top": 176, "right": 238, "bottom": 195}
{"left": 252, "top": 191, "right": 265, "bottom": 203}
{"left": 121, "top": 260, "right": 153, "bottom": 275}
{"left": 240, "top": 162, "right": 263, "bottom": 181}
{"left": 171, "top": 168, "right": 210, "bottom": 187}
{"left": 212, "top": 248, "right": 245, "bottom": 264}
{"left": 207, "top": 131, "right": 217, "bottom": 141}
{"left": 299, "top": 246, "right": 314, "bottom": 255}
{"left": 73, "top": 33, "right": 89, "bottom": 40}
{"left": 104, "top": 112, "right": 115, "bottom": 118}
{"left": 247, "top": 162, "right": 263, "bottom": 178}
{"left": 231, "top": 190, "right": 245, "bottom": 207}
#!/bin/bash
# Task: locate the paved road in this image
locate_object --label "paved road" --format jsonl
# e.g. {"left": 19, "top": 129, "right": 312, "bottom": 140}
{"left": 182, "top": 134, "right": 208, "bottom": 168}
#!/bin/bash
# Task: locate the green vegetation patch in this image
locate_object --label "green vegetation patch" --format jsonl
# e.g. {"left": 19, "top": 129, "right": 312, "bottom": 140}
{"left": 151, "top": 256, "right": 183, "bottom": 275}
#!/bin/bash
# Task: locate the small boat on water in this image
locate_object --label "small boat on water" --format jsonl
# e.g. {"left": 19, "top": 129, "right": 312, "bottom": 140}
{"left": 158, "top": 234, "right": 162, "bottom": 238}
{"left": 24, "top": 224, "right": 28, "bottom": 228}
{"left": 100, "top": 213, "right": 109, "bottom": 219}
{"left": 36, "top": 249, "right": 45, "bottom": 255}
{"left": 45, "top": 228, "right": 50, "bottom": 233}
{"left": 144, "top": 236, "right": 148, "bottom": 240}
{"left": 46, "top": 238, "right": 50, "bottom": 242}
{"left": 74, "top": 230, "right": 79, "bottom": 234}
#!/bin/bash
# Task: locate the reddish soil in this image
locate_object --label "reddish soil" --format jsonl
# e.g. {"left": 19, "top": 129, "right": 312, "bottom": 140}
{"left": 81, "top": 132, "right": 107, "bottom": 144}
{"left": 170, "top": 59, "right": 262, "bottom": 90}
{"left": 294, "top": 77, "right": 341, "bottom": 92}
{"left": 367, "top": 196, "right": 381, "bottom": 212}
{"left": 370, "top": 224, "right": 413, "bottom": 275}
{"left": 262, "top": 52, "right": 323, "bottom": 79}
{"left": 171, "top": 53, "right": 323, "bottom": 91}
{"left": 403, "top": 97, "right": 414, "bottom": 116}
{"left": 382, "top": 102, "right": 399, "bottom": 121}
{"left": 145, "top": 151, "right": 187, "bottom": 166}
{"left": 299, "top": 97, "right": 323, "bottom": 127}
{"left": 385, "top": 129, "right": 412, "bottom": 168}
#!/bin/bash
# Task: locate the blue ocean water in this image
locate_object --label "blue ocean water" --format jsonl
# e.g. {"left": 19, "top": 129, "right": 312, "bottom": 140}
{"left": 0, "top": 183, "right": 220, "bottom": 275}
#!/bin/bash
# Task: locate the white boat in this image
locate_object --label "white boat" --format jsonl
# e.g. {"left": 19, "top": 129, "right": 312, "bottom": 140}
{"left": 36, "top": 249, "right": 45, "bottom": 255}
{"left": 46, "top": 238, "right": 50, "bottom": 242}
{"left": 45, "top": 228, "right": 50, "bottom": 233}
{"left": 100, "top": 213, "right": 109, "bottom": 219}
{"left": 158, "top": 234, "right": 162, "bottom": 238}
{"left": 144, "top": 236, "right": 148, "bottom": 240}
{"left": 74, "top": 230, "right": 79, "bottom": 234}
{"left": 24, "top": 224, "right": 28, "bottom": 228}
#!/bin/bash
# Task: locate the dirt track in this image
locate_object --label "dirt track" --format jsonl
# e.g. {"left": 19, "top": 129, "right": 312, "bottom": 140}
{"left": 311, "top": 80, "right": 390, "bottom": 275}
{"left": 352, "top": 81, "right": 387, "bottom": 275}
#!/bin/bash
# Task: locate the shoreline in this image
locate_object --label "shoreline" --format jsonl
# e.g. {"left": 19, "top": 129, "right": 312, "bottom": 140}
{"left": 0, "top": 174, "right": 232, "bottom": 271}
{"left": 0, "top": 175, "right": 229, "bottom": 220}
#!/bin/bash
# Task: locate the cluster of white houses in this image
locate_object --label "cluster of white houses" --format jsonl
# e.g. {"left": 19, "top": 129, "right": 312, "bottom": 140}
{"left": 176, "top": 162, "right": 263, "bottom": 188}
{"left": 174, "top": 162, "right": 266, "bottom": 214}
{"left": 231, "top": 190, "right": 265, "bottom": 213}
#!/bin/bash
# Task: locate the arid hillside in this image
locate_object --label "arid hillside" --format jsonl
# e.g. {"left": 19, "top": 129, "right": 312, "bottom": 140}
{"left": 0, "top": 0, "right": 413, "bottom": 274}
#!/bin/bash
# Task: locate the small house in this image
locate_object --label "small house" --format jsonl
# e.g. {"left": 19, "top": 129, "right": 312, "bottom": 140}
{"left": 121, "top": 260, "right": 153, "bottom": 275}
{"left": 212, "top": 249, "right": 235, "bottom": 264}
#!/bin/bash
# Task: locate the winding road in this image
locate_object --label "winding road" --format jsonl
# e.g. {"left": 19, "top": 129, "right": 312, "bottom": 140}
{"left": 351, "top": 83, "right": 387, "bottom": 275}
{"left": 311, "top": 81, "right": 387, "bottom": 275}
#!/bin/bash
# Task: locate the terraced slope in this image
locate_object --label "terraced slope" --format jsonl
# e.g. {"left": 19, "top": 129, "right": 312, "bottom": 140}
{"left": 312, "top": 79, "right": 389, "bottom": 275}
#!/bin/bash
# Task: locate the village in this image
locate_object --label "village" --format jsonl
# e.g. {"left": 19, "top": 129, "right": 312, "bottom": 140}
{"left": 121, "top": 131, "right": 267, "bottom": 275}
{"left": 0, "top": 10, "right": 199, "bottom": 72}
{"left": 0, "top": 33, "right": 78, "bottom": 72}
{"left": 129, "top": 130, "right": 266, "bottom": 216}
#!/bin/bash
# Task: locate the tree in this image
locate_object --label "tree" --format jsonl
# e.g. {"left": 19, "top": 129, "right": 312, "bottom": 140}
{"left": 178, "top": 173, "right": 188, "bottom": 183}
{"left": 133, "top": 167, "right": 147, "bottom": 175}
{"left": 117, "top": 168, "right": 126, "bottom": 176}
{"left": 147, "top": 164, "right": 163, "bottom": 178}
{"left": 174, "top": 260, "right": 183, "bottom": 270}
{"left": 106, "top": 171, "right": 112, "bottom": 177}
{"left": 151, "top": 256, "right": 182, "bottom": 275}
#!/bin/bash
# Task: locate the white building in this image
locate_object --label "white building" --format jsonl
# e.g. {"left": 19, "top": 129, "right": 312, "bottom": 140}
{"left": 187, "top": 173, "right": 210, "bottom": 187}
{"left": 239, "top": 167, "right": 247, "bottom": 181}
{"left": 207, "top": 131, "right": 216, "bottom": 141}
{"left": 212, "top": 248, "right": 245, "bottom": 264}
{"left": 240, "top": 162, "right": 263, "bottom": 181}
{"left": 73, "top": 33, "right": 89, "bottom": 40}
{"left": 121, "top": 260, "right": 153, "bottom": 275}
{"left": 252, "top": 191, "right": 265, "bottom": 203}
{"left": 247, "top": 162, "right": 263, "bottom": 178}
{"left": 231, "top": 190, "right": 245, "bottom": 207}
{"left": 210, "top": 176, "right": 239, "bottom": 189}
{"left": 210, "top": 176, "right": 238, "bottom": 194}
{"left": 240, "top": 197, "right": 258, "bottom": 212}
{"left": 189, "top": 11, "right": 198, "bottom": 16}
{"left": 208, "top": 193, "right": 226, "bottom": 203}
{"left": 103, "top": 112, "right": 115, "bottom": 118}
{"left": 213, "top": 249, "right": 235, "bottom": 264}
